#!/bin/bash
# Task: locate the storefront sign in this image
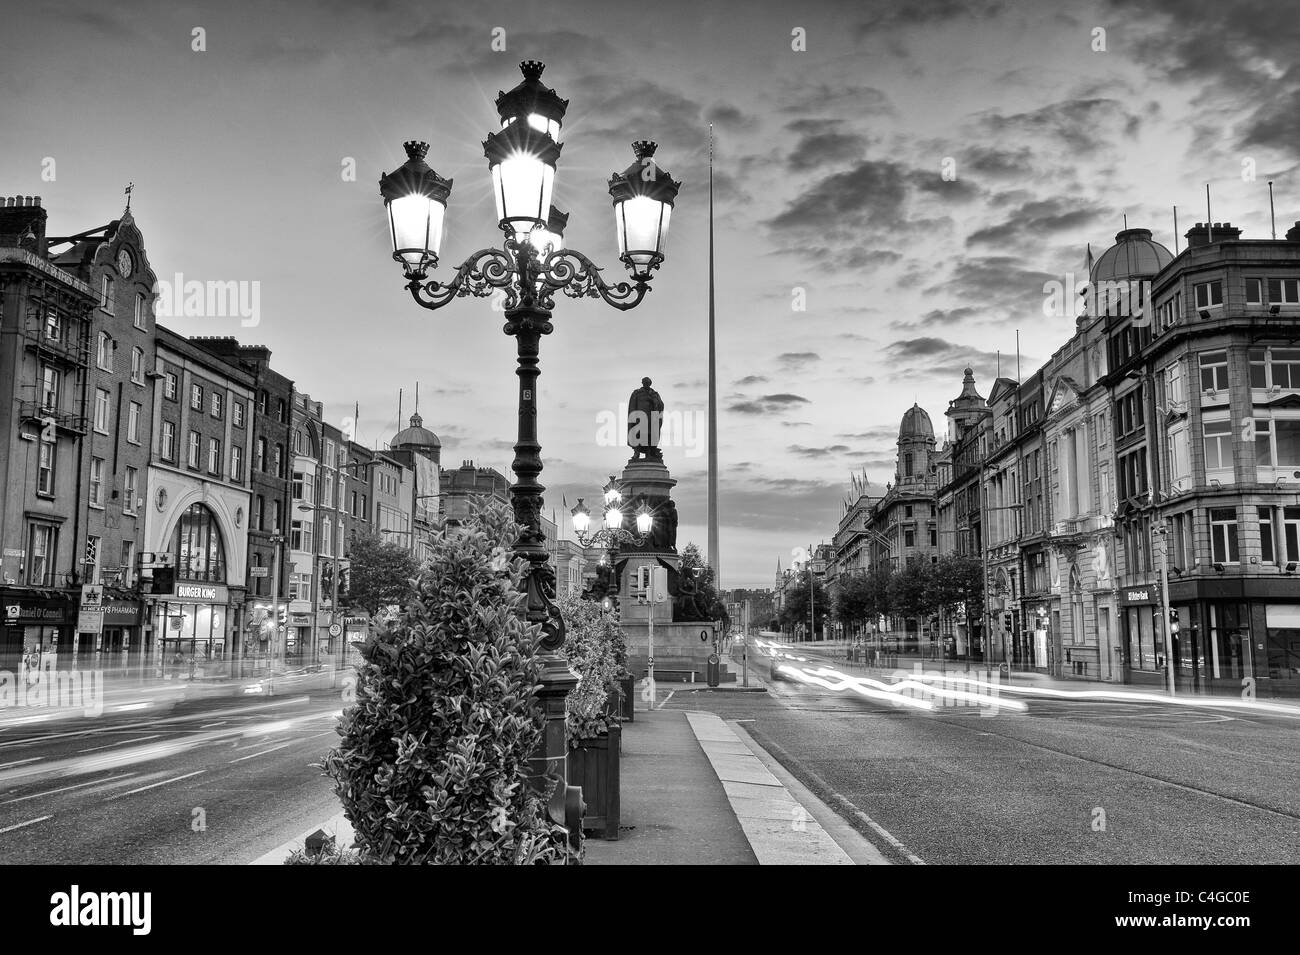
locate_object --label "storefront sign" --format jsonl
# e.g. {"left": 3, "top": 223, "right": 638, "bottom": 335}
{"left": 290, "top": 613, "right": 311, "bottom": 626}
{"left": 101, "top": 599, "right": 143, "bottom": 625}
{"left": 1120, "top": 586, "right": 1160, "bottom": 605}
{"left": 77, "top": 609, "right": 104, "bottom": 634}
{"left": 2, "top": 598, "right": 72, "bottom": 624}
{"left": 172, "top": 583, "right": 228, "bottom": 602}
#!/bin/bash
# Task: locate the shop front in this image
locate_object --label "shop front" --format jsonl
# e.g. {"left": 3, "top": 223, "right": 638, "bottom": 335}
{"left": 1120, "top": 582, "right": 1166, "bottom": 688}
{"left": 1, "top": 590, "right": 75, "bottom": 672}
{"left": 152, "top": 583, "right": 232, "bottom": 677}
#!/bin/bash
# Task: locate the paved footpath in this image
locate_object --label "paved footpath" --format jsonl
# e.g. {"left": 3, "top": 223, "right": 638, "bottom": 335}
{"left": 253, "top": 699, "right": 888, "bottom": 865}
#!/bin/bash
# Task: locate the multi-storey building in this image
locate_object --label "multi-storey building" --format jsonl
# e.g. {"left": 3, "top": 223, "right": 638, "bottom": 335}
{"left": 0, "top": 197, "right": 98, "bottom": 671}
{"left": 144, "top": 327, "right": 254, "bottom": 669}
{"left": 387, "top": 411, "right": 441, "bottom": 562}
{"left": 287, "top": 390, "right": 323, "bottom": 661}
{"left": 830, "top": 471, "right": 886, "bottom": 580}
{"left": 188, "top": 338, "right": 294, "bottom": 668}
{"left": 48, "top": 207, "right": 161, "bottom": 664}
{"left": 440, "top": 460, "right": 510, "bottom": 530}
{"left": 1136, "top": 220, "right": 1300, "bottom": 698}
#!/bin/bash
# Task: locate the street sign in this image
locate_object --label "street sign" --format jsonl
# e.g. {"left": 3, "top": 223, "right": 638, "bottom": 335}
{"left": 328, "top": 623, "right": 342, "bottom": 637}
{"left": 699, "top": 629, "right": 709, "bottom": 643}
{"left": 250, "top": 567, "right": 269, "bottom": 578}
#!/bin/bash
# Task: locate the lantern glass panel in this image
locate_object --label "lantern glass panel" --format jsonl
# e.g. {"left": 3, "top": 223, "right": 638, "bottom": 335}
{"left": 491, "top": 152, "right": 554, "bottom": 240}
{"left": 636, "top": 509, "right": 653, "bottom": 534}
{"left": 605, "top": 507, "right": 624, "bottom": 529}
{"left": 615, "top": 195, "right": 669, "bottom": 270}
{"left": 388, "top": 193, "right": 444, "bottom": 270}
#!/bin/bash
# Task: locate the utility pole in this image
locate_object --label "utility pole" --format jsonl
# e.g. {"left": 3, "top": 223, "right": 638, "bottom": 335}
{"left": 808, "top": 546, "right": 815, "bottom": 643}
{"left": 1157, "top": 520, "right": 1175, "bottom": 697}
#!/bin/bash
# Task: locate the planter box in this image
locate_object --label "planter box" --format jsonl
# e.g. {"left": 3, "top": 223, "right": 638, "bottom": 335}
{"left": 568, "top": 722, "right": 621, "bottom": 840}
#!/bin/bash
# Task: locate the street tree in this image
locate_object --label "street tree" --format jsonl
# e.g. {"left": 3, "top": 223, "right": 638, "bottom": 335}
{"left": 344, "top": 530, "right": 420, "bottom": 615}
{"left": 778, "top": 569, "right": 828, "bottom": 637}
{"left": 680, "top": 542, "right": 730, "bottom": 630}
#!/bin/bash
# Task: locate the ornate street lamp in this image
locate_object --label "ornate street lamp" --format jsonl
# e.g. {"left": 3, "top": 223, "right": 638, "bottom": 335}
{"left": 379, "top": 59, "right": 681, "bottom": 807}
{"left": 570, "top": 480, "right": 652, "bottom": 549}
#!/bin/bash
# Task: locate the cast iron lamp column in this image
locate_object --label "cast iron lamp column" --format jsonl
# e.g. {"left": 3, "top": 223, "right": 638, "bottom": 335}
{"left": 379, "top": 60, "right": 681, "bottom": 802}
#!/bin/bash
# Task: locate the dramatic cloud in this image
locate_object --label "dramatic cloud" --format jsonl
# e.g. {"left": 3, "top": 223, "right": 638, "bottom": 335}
{"left": 727, "top": 393, "right": 811, "bottom": 415}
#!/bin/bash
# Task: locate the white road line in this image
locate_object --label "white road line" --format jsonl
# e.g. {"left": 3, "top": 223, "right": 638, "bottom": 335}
{"left": 77, "top": 734, "right": 163, "bottom": 754}
{"left": 0, "top": 814, "right": 52, "bottom": 835}
{"left": 103, "top": 770, "right": 206, "bottom": 801}
{"left": 200, "top": 722, "right": 227, "bottom": 729}
{"left": 1, "top": 773, "right": 136, "bottom": 805}
{"left": 229, "top": 742, "right": 294, "bottom": 763}
{"left": 0, "top": 757, "right": 43, "bottom": 770}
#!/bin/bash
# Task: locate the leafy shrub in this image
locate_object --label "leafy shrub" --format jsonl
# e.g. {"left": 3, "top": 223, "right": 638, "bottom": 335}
{"left": 323, "top": 500, "right": 571, "bottom": 864}
{"left": 558, "top": 591, "right": 627, "bottom": 745}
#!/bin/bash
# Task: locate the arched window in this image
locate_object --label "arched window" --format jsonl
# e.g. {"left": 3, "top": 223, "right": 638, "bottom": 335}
{"left": 172, "top": 503, "right": 227, "bottom": 582}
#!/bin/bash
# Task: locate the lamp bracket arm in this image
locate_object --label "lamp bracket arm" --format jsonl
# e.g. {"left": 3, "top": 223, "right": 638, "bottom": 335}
{"left": 407, "top": 247, "right": 519, "bottom": 311}
{"left": 538, "top": 248, "right": 649, "bottom": 311}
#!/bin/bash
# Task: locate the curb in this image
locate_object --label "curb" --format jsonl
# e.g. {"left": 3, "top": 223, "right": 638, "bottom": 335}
{"left": 248, "top": 811, "right": 353, "bottom": 865}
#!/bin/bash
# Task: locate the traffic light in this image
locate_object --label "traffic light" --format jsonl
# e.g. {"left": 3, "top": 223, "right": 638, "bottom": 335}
{"left": 1169, "top": 607, "right": 1180, "bottom": 634}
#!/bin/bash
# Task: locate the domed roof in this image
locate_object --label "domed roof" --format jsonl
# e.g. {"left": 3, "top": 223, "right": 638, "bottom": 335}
{"left": 391, "top": 412, "right": 440, "bottom": 449}
{"left": 899, "top": 403, "right": 933, "bottom": 439}
{"left": 1091, "top": 228, "right": 1173, "bottom": 284}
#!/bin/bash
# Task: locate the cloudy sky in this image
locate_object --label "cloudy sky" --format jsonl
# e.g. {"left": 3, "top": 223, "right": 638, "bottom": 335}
{"left": 3, "top": 0, "right": 1297, "bottom": 587}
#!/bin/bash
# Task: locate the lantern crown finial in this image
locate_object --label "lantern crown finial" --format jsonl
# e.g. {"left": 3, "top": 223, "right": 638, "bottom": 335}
{"left": 632, "top": 140, "right": 658, "bottom": 160}
{"left": 520, "top": 59, "right": 545, "bottom": 80}
{"left": 403, "top": 140, "right": 430, "bottom": 161}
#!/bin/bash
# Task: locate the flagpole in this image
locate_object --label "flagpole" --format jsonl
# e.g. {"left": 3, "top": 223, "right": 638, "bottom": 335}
{"left": 707, "top": 123, "right": 721, "bottom": 589}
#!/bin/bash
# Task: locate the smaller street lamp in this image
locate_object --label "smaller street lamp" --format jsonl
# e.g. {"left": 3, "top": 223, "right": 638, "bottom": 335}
{"left": 379, "top": 141, "right": 452, "bottom": 278}
{"left": 571, "top": 477, "right": 652, "bottom": 549}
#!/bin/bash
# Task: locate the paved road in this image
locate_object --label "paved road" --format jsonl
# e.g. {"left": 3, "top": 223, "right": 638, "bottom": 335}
{"left": 0, "top": 689, "right": 345, "bottom": 864}
{"left": 665, "top": 645, "right": 1300, "bottom": 864}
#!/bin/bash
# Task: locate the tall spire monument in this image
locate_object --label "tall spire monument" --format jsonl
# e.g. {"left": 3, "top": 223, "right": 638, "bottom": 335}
{"left": 707, "top": 124, "right": 721, "bottom": 588}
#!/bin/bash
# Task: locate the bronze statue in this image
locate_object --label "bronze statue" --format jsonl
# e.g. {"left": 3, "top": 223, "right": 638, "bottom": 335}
{"left": 627, "top": 377, "right": 664, "bottom": 461}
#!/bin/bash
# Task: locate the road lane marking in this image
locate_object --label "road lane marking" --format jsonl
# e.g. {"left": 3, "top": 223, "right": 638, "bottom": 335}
{"left": 103, "top": 770, "right": 206, "bottom": 801}
{"left": 1, "top": 773, "right": 137, "bottom": 805}
{"left": 0, "top": 757, "right": 43, "bottom": 770}
{"left": 0, "top": 815, "right": 52, "bottom": 835}
{"left": 229, "top": 742, "right": 294, "bottom": 763}
{"left": 200, "top": 722, "right": 227, "bottom": 729}
{"left": 77, "top": 734, "right": 163, "bottom": 753}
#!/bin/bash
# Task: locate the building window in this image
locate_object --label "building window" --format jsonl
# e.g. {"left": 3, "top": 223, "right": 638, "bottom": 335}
{"left": 94, "top": 389, "right": 111, "bottom": 434}
{"left": 85, "top": 535, "right": 100, "bottom": 583}
{"left": 232, "top": 401, "right": 244, "bottom": 428}
{"left": 273, "top": 500, "right": 282, "bottom": 535}
{"left": 37, "top": 440, "right": 55, "bottom": 496}
{"left": 904, "top": 528, "right": 915, "bottom": 547}
{"left": 1259, "top": 507, "right": 1277, "bottom": 564}
{"left": 97, "top": 332, "right": 113, "bottom": 370}
{"left": 231, "top": 445, "right": 243, "bottom": 481}
{"left": 44, "top": 308, "right": 61, "bottom": 341}
{"left": 41, "top": 366, "right": 59, "bottom": 410}
{"left": 929, "top": 527, "right": 937, "bottom": 546}
{"left": 1199, "top": 350, "right": 1229, "bottom": 392}
{"left": 120, "top": 540, "right": 135, "bottom": 585}
{"left": 124, "top": 466, "right": 138, "bottom": 514}
{"left": 293, "top": 430, "right": 302, "bottom": 454}
{"left": 1267, "top": 278, "right": 1300, "bottom": 305}
{"left": 190, "top": 383, "right": 203, "bottom": 411}
{"left": 127, "top": 401, "right": 141, "bottom": 444}
{"left": 208, "top": 438, "right": 221, "bottom": 474}
{"left": 904, "top": 504, "right": 913, "bottom": 518}
{"left": 211, "top": 392, "right": 223, "bottom": 419}
{"left": 130, "top": 347, "right": 144, "bottom": 383}
{"left": 1209, "top": 507, "right": 1239, "bottom": 563}
{"left": 256, "top": 437, "right": 267, "bottom": 472}
{"left": 1248, "top": 346, "right": 1300, "bottom": 390}
{"left": 134, "top": 293, "right": 147, "bottom": 329}
{"left": 1203, "top": 417, "right": 1233, "bottom": 470}
{"left": 255, "top": 495, "right": 264, "bottom": 531}
{"left": 188, "top": 430, "right": 201, "bottom": 468}
{"left": 161, "top": 421, "right": 175, "bottom": 460}
{"left": 277, "top": 398, "right": 286, "bottom": 422}
{"left": 1284, "top": 507, "right": 1300, "bottom": 563}
{"left": 90, "top": 456, "right": 105, "bottom": 507}
{"left": 100, "top": 275, "right": 114, "bottom": 310}
{"left": 291, "top": 519, "right": 313, "bottom": 553}
{"left": 1163, "top": 360, "right": 1185, "bottom": 406}
{"left": 172, "top": 503, "right": 227, "bottom": 582}
{"left": 27, "top": 522, "right": 57, "bottom": 585}
{"left": 1246, "top": 278, "right": 1263, "bottom": 304}
{"left": 164, "top": 371, "right": 178, "bottom": 400}
{"left": 274, "top": 445, "right": 284, "bottom": 478}
{"left": 1194, "top": 280, "right": 1223, "bottom": 310}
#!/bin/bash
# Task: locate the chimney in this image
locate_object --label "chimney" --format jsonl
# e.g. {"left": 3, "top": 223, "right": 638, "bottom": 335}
{"left": 1185, "top": 221, "right": 1242, "bottom": 248}
{"left": 1286, "top": 221, "right": 1300, "bottom": 242}
{"left": 0, "top": 195, "right": 48, "bottom": 253}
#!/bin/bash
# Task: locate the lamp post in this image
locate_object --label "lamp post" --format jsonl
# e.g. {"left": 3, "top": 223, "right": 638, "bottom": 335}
{"left": 379, "top": 60, "right": 681, "bottom": 792}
